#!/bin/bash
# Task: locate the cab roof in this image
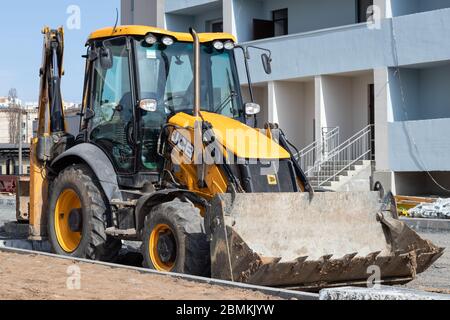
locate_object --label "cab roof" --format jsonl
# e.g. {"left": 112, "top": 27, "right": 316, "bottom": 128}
{"left": 88, "top": 25, "right": 236, "bottom": 43}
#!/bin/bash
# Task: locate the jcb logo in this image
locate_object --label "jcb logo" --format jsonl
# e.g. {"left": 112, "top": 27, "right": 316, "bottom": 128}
{"left": 171, "top": 131, "right": 194, "bottom": 160}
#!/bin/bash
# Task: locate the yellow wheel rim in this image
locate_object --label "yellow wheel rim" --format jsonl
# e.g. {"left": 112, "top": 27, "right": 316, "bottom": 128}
{"left": 54, "top": 189, "right": 82, "bottom": 253}
{"left": 149, "top": 224, "right": 176, "bottom": 272}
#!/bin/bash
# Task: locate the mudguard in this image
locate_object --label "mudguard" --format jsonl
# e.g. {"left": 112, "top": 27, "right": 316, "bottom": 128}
{"left": 51, "top": 143, "right": 122, "bottom": 201}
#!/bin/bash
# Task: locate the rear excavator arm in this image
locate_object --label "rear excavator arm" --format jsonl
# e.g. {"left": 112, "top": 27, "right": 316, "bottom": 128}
{"left": 29, "top": 27, "right": 68, "bottom": 240}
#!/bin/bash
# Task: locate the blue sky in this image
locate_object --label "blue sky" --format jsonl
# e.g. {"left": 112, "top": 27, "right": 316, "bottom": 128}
{"left": 0, "top": 0, "right": 120, "bottom": 103}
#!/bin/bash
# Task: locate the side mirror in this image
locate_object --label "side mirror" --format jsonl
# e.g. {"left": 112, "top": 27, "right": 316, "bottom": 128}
{"left": 261, "top": 53, "right": 272, "bottom": 75}
{"left": 100, "top": 47, "right": 113, "bottom": 70}
{"left": 139, "top": 99, "right": 158, "bottom": 112}
{"left": 245, "top": 102, "right": 261, "bottom": 116}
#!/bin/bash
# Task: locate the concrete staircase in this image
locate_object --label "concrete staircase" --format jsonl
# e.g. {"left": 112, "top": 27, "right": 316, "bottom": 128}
{"left": 296, "top": 125, "right": 374, "bottom": 192}
{"left": 308, "top": 160, "right": 372, "bottom": 191}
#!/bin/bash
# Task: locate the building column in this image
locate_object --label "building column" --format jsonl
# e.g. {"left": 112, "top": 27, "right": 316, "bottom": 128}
{"left": 223, "top": 0, "right": 237, "bottom": 40}
{"left": 267, "top": 81, "right": 279, "bottom": 124}
{"left": 373, "top": 67, "right": 396, "bottom": 193}
{"left": 374, "top": 0, "right": 390, "bottom": 19}
{"left": 314, "top": 76, "right": 325, "bottom": 144}
{"left": 155, "top": 0, "right": 166, "bottom": 28}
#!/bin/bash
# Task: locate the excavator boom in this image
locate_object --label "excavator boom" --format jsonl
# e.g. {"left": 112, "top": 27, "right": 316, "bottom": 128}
{"left": 29, "top": 27, "right": 66, "bottom": 240}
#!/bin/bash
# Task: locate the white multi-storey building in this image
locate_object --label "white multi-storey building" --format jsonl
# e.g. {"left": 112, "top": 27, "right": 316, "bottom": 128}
{"left": 121, "top": 0, "right": 450, "bottom": 196}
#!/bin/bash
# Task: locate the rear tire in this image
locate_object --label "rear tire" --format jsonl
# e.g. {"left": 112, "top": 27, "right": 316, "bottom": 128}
{"left": 47, "top": 164, "right": 122, "bottom": 261}
{"left": 141, "top": 199, "right": 210, "bottom": 277}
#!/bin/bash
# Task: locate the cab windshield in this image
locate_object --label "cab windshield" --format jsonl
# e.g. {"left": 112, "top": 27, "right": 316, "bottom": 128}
{"left": 135, "top": 39, "right": 244, "bottom": 120}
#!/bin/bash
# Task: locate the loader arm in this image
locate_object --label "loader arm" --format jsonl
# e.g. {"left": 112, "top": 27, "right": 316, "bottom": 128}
{"left": 29, "top": 27, "right": 68, "bottom": 240}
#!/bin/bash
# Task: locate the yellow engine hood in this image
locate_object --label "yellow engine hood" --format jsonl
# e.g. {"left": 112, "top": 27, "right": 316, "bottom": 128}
{"left": 169, "top": 112, "right": 291, "bottom": 160}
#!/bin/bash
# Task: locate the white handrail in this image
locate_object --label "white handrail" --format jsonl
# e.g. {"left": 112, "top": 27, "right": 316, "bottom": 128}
{"left": 295, "top": 127, "right": 339, "bottom": 175}
{"left": 309, "top": 124, "right": 373, "bottom": 187}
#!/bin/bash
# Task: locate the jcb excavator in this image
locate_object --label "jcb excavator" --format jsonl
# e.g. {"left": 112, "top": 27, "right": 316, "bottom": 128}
{"left": 22, "top": 25, "right": 443, "bottom": 290}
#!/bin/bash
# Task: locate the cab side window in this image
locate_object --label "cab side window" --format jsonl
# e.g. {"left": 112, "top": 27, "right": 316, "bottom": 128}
{"left": 90, "top": 37, "right": 135, "bottom": 173}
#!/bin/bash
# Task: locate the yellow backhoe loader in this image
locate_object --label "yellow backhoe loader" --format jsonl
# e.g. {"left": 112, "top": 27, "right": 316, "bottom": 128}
{"left": 21, "top": 25, "right": 443, "bottom": 290}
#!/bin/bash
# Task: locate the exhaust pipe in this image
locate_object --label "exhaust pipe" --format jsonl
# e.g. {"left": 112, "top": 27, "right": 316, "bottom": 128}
{"left": 190, "top": 28, "right": 200, "bottom": 118}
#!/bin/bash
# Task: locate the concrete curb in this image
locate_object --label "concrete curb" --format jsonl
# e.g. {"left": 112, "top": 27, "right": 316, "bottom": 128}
{"left": 401, "top": 217, "right": 450, "bottom": 233}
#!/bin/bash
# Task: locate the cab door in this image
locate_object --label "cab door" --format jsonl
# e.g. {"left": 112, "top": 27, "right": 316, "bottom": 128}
{"left": 88, "top": 37, "right": 136, "bottom": 174}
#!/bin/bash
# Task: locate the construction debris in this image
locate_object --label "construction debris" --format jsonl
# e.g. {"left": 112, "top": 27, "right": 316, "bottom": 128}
{"left": 320, "top": 286, "right": 450, "bottom": 300}
{"left": 409, "top": 198, "right": 450, "bottom": 219}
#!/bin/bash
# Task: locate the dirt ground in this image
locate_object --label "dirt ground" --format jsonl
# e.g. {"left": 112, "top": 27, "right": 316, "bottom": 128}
{"left": 0, "top": 251, "right": 280, "bottom": 300}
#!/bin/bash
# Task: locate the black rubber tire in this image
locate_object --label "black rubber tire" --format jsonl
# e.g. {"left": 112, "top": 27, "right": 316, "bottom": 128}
{"left": 141, "top": 199, "right": 210, "bottom": 277}
{"left": 47, "top": 164, "right": 122, "bottom": 261}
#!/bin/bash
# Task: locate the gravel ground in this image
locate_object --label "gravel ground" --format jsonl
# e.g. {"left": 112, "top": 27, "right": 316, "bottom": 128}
{"left": 405, "top": 231, "right": 450, "bottom": 294}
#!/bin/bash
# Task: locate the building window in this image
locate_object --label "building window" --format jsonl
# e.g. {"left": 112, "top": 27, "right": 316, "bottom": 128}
{"left": 273, "top": 9, "right": 288, "bottom": 36}
{"left": 210, "top": 20, "right": 223, "bottom": 32}
{"left": 357, "top": 0, "right": 374, "bottom": 23}
{"left": 254, "top": 8, "right": 288, "bottom": 40}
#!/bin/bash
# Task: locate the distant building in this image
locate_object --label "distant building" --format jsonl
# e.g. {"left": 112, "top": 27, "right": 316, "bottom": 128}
{"left": 0, "top": 97, "right": 9, "bottom": 108}
{"left": 0, "top": 144, "right": 30, "bottom": 175}
{"left": 0, "top": 108, "right": 37, "bottom": 145}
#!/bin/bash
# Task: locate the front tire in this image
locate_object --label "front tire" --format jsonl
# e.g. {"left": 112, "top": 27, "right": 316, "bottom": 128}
{"left": 47, "top": 164, "right": 122, "bottom": 261}
{"left": 142, "top": 199, "right": 210, "bottom": 277}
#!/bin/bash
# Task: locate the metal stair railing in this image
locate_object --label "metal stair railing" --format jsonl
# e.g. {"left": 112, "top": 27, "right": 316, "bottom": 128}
{"left": 310, "top": 124, "right": 373, "bottom": 187}
{"left": 295, "top": 127, "right": 339, "bottom": 176}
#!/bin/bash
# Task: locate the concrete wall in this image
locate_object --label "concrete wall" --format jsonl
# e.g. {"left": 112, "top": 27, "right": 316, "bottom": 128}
{"left": 262, "top": 0, "right": 357, "bottom": 35}
{"left": 389, "top": 118, "right": 450, "bottom": 172}
{"left": 241, "top": 84, "right": 269, "bottom": 128}
{"left": 232, "top": 0, "right": 266, "bottom": 42}
{"left": 231, "top": 0, "right": 357, "bottom": 42}
{"left": 387, "top": 0, "right": 450, "bottom": 17}
{"left": 238, "top": 9, "right": 450, "bottom": 85}
{"left": 165, "top": 13, "right": 194, "bottom": 31}
{"left": 352, "top": 73, "right": 373, "bottom": 133}
{"left": 121, "top": 0, "right": 165, "bottom": 27}
{"left": 165, "top": 1, "right": 222, "bottom": 32}
{"left": 389, "top": 64, "right": 450, "bottom": 121}
{"left": 394, "top": 172, "right": 450, "bottom": 196}
{"left": 270, "top": 81, "right": 315, "bottom": 148}
{"left": 166, "top": 0, "right": 219, "bottom": 13}
{"left": 194, "top": 7, "right": 222, "bottom": 31}
{"left": 318, "top": 73, "right": 372, "bottom": 141}
{"left": 320, "top": 75, "right": 354, "bottom": 141}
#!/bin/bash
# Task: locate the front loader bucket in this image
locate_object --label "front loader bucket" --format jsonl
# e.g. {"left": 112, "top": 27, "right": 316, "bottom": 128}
{"left": 206, "top": 192, "right": 444, "bottom": 290}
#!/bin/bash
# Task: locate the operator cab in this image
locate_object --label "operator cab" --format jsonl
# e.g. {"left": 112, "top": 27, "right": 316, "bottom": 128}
{"left": 80, "top": 26, "right": 245, "bottom": 187}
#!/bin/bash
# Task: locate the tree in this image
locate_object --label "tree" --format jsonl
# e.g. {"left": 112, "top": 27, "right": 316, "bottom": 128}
{"left": 7, "top": 88, "right": 21, "bottom": 144}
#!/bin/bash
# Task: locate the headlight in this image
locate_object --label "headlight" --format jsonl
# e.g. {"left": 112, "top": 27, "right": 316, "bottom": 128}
{"left": 224, "top": 41, "right": 235, "bottom": 50}
{"left": 245, "top": 103, "right": 261, "bottom": 115}
{"left": 162, "top": 36, "right": 174, "bottom": 46}
{"left": 144, "top": 33, "right": 157, "bottom": 45}
{"left": 213, "top": 40, "right": 224, "bottom": 50}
